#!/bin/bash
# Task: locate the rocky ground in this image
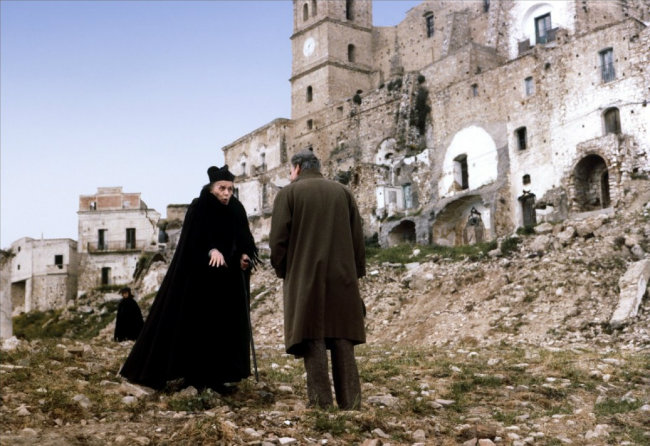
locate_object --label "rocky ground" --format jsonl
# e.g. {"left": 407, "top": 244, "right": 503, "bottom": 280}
{"left": 2, "top": 181, "right": 650, "bottom": 445}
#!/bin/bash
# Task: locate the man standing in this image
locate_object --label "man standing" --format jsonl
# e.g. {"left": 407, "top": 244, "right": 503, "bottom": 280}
{"left": 270, "top": 149, "right": 366, "bottom": 410}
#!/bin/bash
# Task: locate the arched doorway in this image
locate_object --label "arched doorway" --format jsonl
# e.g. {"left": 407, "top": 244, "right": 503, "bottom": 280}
{"left": 573, "top": 155, "right": 610, "bottom": 211}
{"left": 387, "top": 220, "right": 416, "bottom": 247}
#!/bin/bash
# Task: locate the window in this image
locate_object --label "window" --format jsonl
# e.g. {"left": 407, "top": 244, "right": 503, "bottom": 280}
{"left": 233, "top": 187, "right": 239, "bottom": 199}
{"left": 303, "top": 3, "right": 309, "bottom": 21}
{"left": 604, "top": 107, "right": 621, "bottom": 134}
{"left": 402, "top": 183, "right": 413, "bottom": 209}
{"left": 98, "top": 229, "right": 107, "bottom": 250}
{"left": 524, "top": 76, "right": 534, "bottom": 96}
{"left": 90, "top": 201, "right": 96, "bottom": 210}
{"left": 55, "top": 255, "right": 63, "bottom": 269}
{"left": 101, "top": 267, "right": 111, "bottom": 286}
{"left": 453, "top": 154, "right": 469, "bottom": 190}
{"left": 126, "top": 228, "right": 136, "bottom": 249}
{"left": 388, "top": 190, "right": 397, "bottom": 204}
{"left": 471, "top": 83, "right": 478, "bottom": 97}
{"left": 240, "top": 162, "right": 246, "bottom": 176}
{"left": 425, "top": 14, "right": 434, "bottom": 38}
{"left": 346, "top": 0, "right": 354, "bottom": 20}
{"left": 535, "top": 14, "right": 553, "bottom": 44}
{"left": 522, "top": 174, "right": 531, "bottom": 185}
{"left": 516, "top": 127, "right": 527, "bottom": 150}
{"left": 535, "top": 13, "right": 552, "bottom": 44}
{"left": 483, "top": 0, "right": 490, "bottom": 12}
{"left": 600, "top": 48, "right": 615, "bottom": 83}
{"left": 347, "top": 44, "right": 356, "bottom": 62}
{"left": 307, "top": 119, "right": 313, "bottom": 130}
{"left": 306, "top": 85, "right": 313, "bottom": 102}
{"left": 311, "top": 0, "right": 317, "bottom": 16}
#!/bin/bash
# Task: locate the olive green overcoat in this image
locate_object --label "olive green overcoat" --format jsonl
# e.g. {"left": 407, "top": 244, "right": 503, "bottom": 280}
{"left": 269, "top": 170, "right": 366, "bottom": 355}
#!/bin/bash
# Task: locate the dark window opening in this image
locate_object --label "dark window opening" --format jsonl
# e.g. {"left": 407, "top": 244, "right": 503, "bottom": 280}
{"left": 311, "top": 0, "right": 317, "bottom": 16}
{"left": 600, "top": 48, "right": 615, "bottom": 83}
{"left": 55, "top": 255, "right": 63, "bottom": 269}
{"left": 403, "top": 183, "right": 413, "bottom": 209}
{"left": 303, "top": 3, "right": 309, "bottom": 21}
{"left": 483, "top": 0, "right": 490, "bottom": 12}
{"left": 516, "top": 127, "right": 527, "bottom": 151}
{"left": 233, "top": 187, "right": 239, "bottom": 199}
{"left": 346, "top": 0, "right": 354, "bottom": 20}
{"left": 347, "top": 44, "right": 356, "bottom": 62}
{"left": 425, "top": 14, "right": 434, "bottom": 38}
{"left": 454, "top": 154, "right": 469, "bottom": 190}
{"left": 523, "top": 174, "right": 531, "bottom": 185}
{"left": 604, "top": 107, "right": 621, "bottom": 134}
{"left": 535, "top": 13, "right": 552, "bottom": 44}
{"left": 101, "top": 267, "right": 111, "bottom": 286}
{"left": 307, "top": 119, "right": 313, "bottom": 130}
{"left": 98, "top": 229, "right": 107, "bottom": 251}
{"left": 306, "top": 85, "right": 313, "bottom": 102}
{"left": 471, "top": 83, "right": 478, "bottom": 97}
{"left": 126, "top": 228, "right": 136, "bottom": 249}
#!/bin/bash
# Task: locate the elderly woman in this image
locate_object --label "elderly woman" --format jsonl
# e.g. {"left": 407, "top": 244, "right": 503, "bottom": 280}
{"left": 120, "top": 165, "right": 258, "bottom": 393}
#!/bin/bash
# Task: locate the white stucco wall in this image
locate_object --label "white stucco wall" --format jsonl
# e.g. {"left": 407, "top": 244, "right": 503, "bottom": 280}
{"left": 508, "top": 1, "right": 576, "bottom": 59}
{"left": 439, "top": 126, "right": 499, "bottom": 199}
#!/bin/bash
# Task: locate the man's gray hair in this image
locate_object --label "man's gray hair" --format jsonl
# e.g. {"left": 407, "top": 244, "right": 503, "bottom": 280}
{"left": 291, "top": 148, "right": 321, "bottom": 171}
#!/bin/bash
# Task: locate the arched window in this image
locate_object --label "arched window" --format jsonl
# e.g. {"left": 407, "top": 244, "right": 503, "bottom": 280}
{"left": 603, "top": 107, "right": 621, "bottom": 134}
{"left": 347, "top": 44, "right": 356, "bottom": 62}
{"left": 303, "top": 3, "right": 309, "bottom": 22}
{"left": 311, "top": 0, "right": 317, "bottom": 16}
{"left": 306, "top": 85, "right": 313, "bottom": 102}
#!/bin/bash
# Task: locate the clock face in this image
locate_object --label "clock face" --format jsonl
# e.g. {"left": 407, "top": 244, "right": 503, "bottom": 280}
{"left": 303, "top": 37, "right": 315, "bottom": 57}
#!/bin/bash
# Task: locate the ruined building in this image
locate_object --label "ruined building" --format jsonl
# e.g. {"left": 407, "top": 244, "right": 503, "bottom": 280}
{"left": 77, "top": 187, "right": 160, "bottom": 293}
{"left": 6, "top": 237, "right": 79, "bottom": 313}
{"left": 222, "top": 0, "right": 650, "bottom": 247}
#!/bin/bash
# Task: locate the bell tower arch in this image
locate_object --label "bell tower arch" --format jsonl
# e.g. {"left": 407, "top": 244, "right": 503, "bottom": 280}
{"left": 290, "top": 0, "right": 374, "bottom": 120}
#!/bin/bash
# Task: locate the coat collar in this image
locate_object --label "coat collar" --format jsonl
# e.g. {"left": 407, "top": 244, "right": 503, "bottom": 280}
{"left": 294, "top": 169, "right": 323, "bottom": 182}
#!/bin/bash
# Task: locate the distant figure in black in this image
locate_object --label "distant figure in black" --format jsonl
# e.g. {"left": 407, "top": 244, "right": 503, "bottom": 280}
{"left": 114, "top": 287, "right": 144, "bottom": 342}
{"left": 120, "top": 165, "right": 258, "bottom": 392}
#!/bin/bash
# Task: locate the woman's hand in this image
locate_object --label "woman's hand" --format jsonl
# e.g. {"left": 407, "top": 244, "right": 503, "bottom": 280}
{"left": 209, "top": 249, "right": 227, "bottom": 268}
{"left": 240, "top": 253, "right": 251, "bottom": 270}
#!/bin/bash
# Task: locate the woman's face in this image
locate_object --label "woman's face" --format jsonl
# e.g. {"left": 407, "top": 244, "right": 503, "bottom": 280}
{"left": 211, "top": 181, "right": 234, "bottom": 205}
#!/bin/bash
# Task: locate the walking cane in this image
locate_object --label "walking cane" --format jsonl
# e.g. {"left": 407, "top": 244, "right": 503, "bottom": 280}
{"left": 241, "top": 268, "right": 259, "bottom": 382}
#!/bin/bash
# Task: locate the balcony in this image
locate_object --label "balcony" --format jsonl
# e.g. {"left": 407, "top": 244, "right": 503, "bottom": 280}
{"left": 87, "top": 240, "right": 146, "bottom": 253}
{"left": 518, "top": 27, "right": 559, "bottom": 56}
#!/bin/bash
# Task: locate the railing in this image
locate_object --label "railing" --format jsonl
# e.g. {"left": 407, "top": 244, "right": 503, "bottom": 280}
{"left": 86, "top": 240, "right": 146, "bottom": 253}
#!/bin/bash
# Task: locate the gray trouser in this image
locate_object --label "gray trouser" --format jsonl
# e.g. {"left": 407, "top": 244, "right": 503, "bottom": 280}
{"left": 302, "top": 338, "right": 361, "bottom": 410}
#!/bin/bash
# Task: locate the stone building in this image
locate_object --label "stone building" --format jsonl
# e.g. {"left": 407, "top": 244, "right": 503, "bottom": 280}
{"left": 5, "top": 237, "right": 79, "bottom": 313}
{"left": 222, "top": 0, "right": 650, "bottom": 247}
{"left": 77, "top": 187, "right": 161, "bottom": 293}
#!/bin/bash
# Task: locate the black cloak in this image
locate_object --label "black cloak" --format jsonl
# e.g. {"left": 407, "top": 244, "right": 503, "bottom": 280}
{"left": 120, "top": 187, "right": 258, "bottom": 390}
{"left": 114, "top": 297, "right": 144, "bottom": 342}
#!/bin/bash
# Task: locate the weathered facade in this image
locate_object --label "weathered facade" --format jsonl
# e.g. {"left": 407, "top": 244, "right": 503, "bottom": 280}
{"left": 5, "top": 237, "right": 79, "bottom": 313}
{"left": 223, "top": 0, "right": 650, "bottom": 247}
{"left": 77, "top": 187, "right": 161, "bottom": 293}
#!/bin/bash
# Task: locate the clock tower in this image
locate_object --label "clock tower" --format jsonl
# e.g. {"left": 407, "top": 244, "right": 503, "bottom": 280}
{"left": 290, "top": 0, "right": 374, "bottom": 120}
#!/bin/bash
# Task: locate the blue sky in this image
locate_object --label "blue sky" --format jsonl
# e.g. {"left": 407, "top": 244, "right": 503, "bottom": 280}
{"left": 1, "top": 0, "right": 421, "bottom": 247}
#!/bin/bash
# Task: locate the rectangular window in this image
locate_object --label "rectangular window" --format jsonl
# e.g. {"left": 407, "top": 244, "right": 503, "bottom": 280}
{"left": 516, "top": 127, "right": 527, "bottom": 151}
{"left": 535, "top": 13, "right": 552, "bottom": 44}
{"left": 600, "top": 48, "right": 615, "bottom": 83}
{"left": 425, "top": 15, "right": 434, "bottom": 38}
{"left": 54, "top": 255, "right": 63, "bottom": 269}
{"left": 101, "top": 267, "right": 111, "bottom": 286}
{"left": 524, "top": 77, "right": 534, "bottom": 96}
{"left": 388, "top": 190, "right": 397, "bottom": 204}
{"left": 471, "top": 83, "right": 478, "bottom": 97}
{"left": 402, "top": 183, "right": 413, "bottom": 209}
{"left": 98, "top": 229, "right": 107, "bottom": 250}
{"left": 453, "top": 155, "right": 469, "bottom": 190}
{"left": 126, "top": 228, "right": 136, "bottom": 249}
{"left": 307, "top": 119, "right": 313, "bottom": 130}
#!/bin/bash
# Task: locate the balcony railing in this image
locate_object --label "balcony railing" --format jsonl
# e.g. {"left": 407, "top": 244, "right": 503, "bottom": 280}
{"left": 87, "top": 240, "right": 146, "bottom": 253}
